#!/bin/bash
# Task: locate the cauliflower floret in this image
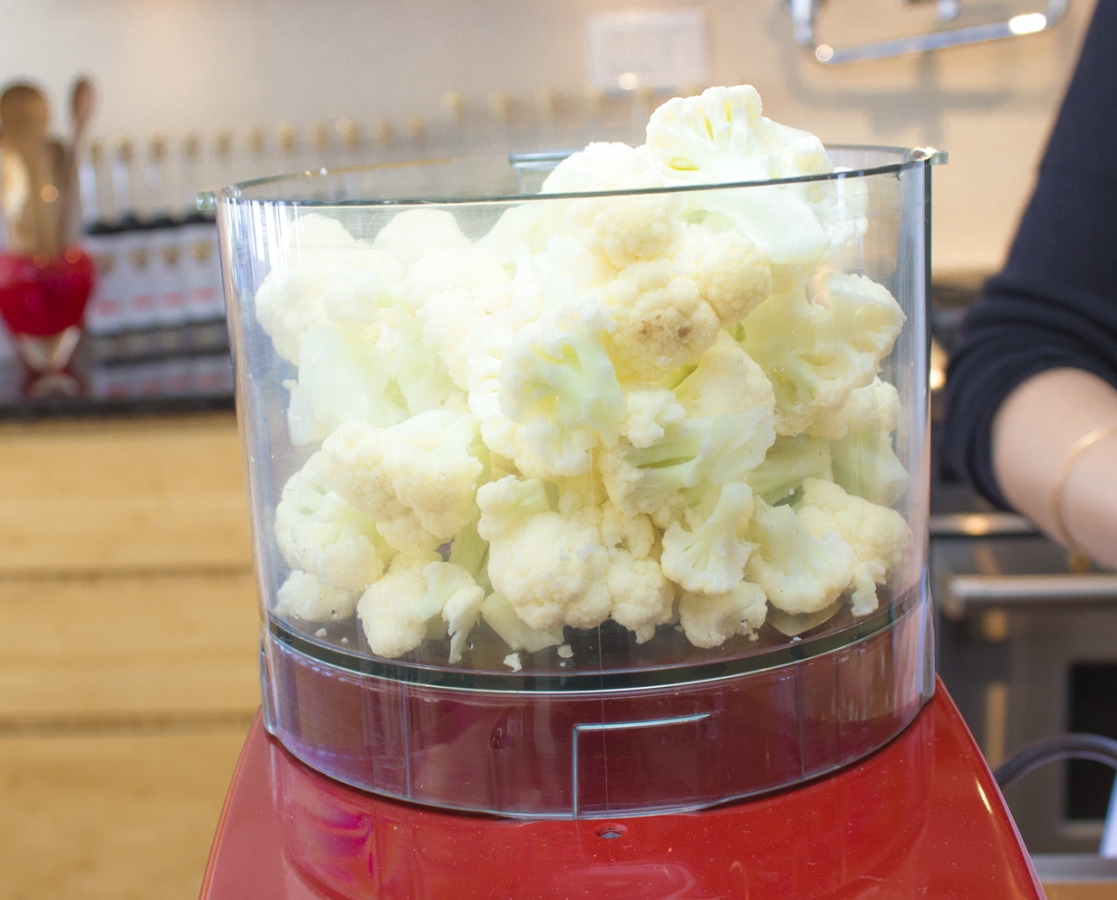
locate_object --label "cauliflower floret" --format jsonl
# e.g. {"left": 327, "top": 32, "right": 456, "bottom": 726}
{"left": 600, "top": 408, "right": 776, "bottom": 522}
{"left": 661, "top": 482, "right": 756, "bottom": 595}
{"left": 596, "top": 259, "right": 721, "bottom": 379}
{"left": 679, "top": 581, "right": 767, "bottom": 648}
{"left": 372, "top": 208, "right": 471, "bottom": 267}
{"left": 357, "top": 555, "right": 484, "bottom": 662}
{"left": 286, "top": 299, "right": 460, "bottom": 444}
{"left": 254, "top": 217, "right": 404, "bottom": 364}
{"left": 565, "top": 190, "right": 685, "bottom": 272}
{"left": 747, "top": 434, "right": 833, "bottom": 505}
{"left": 745, "top": 498, "right": 854, "bottom": 615}
{"left": 669, "top": 332, "right": 776, "bottom": 419}
{"left": 275, "top": 570, "right": 358, "bottom": 622}
{"left": 619, "top": 387, "right": 687, "bottom": 449}
{"left": 797, "top": 478, "right": 912, "bottom": 616}
{"left": 737, "top": 273, "right": 906, "bottom": 435}
{"left": 587, "top": 501, "right": 674, "bottom": 642}
{"left": 321, "top": 410, "right": 484, "bottom": 554}
{"left": 466, "top": 327, "right": 556, "bottom": 480}
{"left": 274, "top": 451, "right": 393, "bottom": 593}
{"left": 403, "top": 246, "right": 512, "bottom": 308}
{"left": 807, "top": 376, "right": 899, "bottom": 440}
{"left": 498, "top": 301, "right": 624, "bottom": 476}
{"left": 673, "top": 224, "right": 771, "bottom": 328}
{"left": 644, "top": 85, "right": 832, "bottom": 269}
{"left": 809, "top": 378, "right": 909, "bottom": 506}
{"left": 476, "top": 476, "right": 598, "bottom": 631}
{"left": 481, "top": 590, "right": 566, "bottom": 652}
{"left": 541, "top": 142, "right": 663, "bottom": 194}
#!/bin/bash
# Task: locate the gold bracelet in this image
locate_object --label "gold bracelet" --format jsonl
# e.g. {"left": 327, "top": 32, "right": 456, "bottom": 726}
{"left": 1051, "top": 423, "right": 1117, "bottom": 552}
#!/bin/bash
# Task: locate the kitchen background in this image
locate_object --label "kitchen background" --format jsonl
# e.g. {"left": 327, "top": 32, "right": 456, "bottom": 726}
{"left": 0, "top": 1, "right": 1106, "bottom": 898}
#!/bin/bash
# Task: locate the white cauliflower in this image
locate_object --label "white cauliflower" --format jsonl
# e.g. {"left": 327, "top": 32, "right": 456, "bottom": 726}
{"left": 372, "top": 208, "right": 471, "bottom": 266}
{"left": 498, "top": 301, "right": 624, "bottom": 476}
{"left": 673, "top": 224, "right": 771, "bottom": 328}
{"left": 737, "top": 273, "right": 905, "bottom": 435}
{"left": 275, "top": 570, "right": 358, "bottom": 623}
{"left": 254, "top": 213, "right": 403, "bottom": 363}
{"left": 661, "top": 482, "right": 756, "bottom": 595}
{"left": 596, "top": 259, "right": 722, "bottom": 379}
{"left": 745, "top": 498, "right": 854, "bottom": 615}
{"left": 256, "top": 85, "right": 916, "bottom": 660}
{"left": 321, "top": 410, "right": 484, "bottom": 554}
{"left": 618, "top": 387, "right": 687, "bottom": 449}
{"left": 587, "top": 500, "right": 675, "bottom": 643}
{"left": 669, "top": 332, "right": 776, "bottom": 419}
{"left": 476, "top": 475, "right": 599, "bottom": 631}
{"left": 274, "top": 450, "right": 393, "bottom": 593}
{"left": 644, "top": 85, "right": 866, "bottom": 286}
{"left": 797, "top": 478, "right": 912, "bottom": 616}
{"left": 644, "top": 85, "right": 832, "bottom": 269}
{"left": 357, "top": 554, "right": 483, "bottom": 661}
{"left": 678, "top": 581, "right": 767, "bottom": 648}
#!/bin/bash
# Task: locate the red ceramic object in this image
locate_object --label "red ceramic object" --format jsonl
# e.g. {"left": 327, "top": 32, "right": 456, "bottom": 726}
{"left": 0, "top": 247, "right": 94, "bottom": 338}
{"left": 200, "top": 679, "right": 1045, "bottom": 900}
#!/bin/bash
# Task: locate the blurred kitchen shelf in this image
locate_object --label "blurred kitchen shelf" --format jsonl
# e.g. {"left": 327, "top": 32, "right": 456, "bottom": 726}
{"left": 0, "top": 322, "right": 235, "bottom": 421}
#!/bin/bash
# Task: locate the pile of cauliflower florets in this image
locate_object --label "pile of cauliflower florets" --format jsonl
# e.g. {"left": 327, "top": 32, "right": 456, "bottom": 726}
{"left": 256, "top": 85, "right": 913, "bottom": 664}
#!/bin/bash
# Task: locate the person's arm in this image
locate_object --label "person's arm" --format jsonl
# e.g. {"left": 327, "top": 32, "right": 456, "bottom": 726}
{"left": 942, "top": 0, "right": 1117, "bottom": 535}
{"left": 992, "top": 368, "right": 1117, "bottom": 567}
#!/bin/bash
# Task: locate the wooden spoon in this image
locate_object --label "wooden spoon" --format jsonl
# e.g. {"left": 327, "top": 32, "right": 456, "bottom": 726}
{"left": 56, "top": 77, "right": 95, "bottom": 248}
{"left": 0, "top": 83, "right": 54, "bottom": 255}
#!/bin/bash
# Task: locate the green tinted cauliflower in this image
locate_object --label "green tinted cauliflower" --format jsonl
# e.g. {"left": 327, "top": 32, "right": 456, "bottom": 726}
{"left": 737, "top": 273, "right": 905, "bottom": 435}
{"left": 274, "top": 450, "right": 393, "bottom": 593}
{"left": 797, "top": 478, "right": 912, "bottom": 616}
{"left": 321, "top": 410, "right": 484, "bottom": 554}
{"left": 810, "top": 378, "right": 909, "bottom": 506}
{"left": 600, "top": 408, "right": 775, "bottom": 524}
{"left": 679, "top": 581, "right": 767, "bottom": 648}
{"left": 481, "top": 590, "right": 566, "bottom": 653}
{"left": 747, "top": 434, "right": 833, "bottom": 505}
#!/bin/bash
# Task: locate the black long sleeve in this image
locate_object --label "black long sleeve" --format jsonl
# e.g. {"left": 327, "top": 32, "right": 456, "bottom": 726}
{"left": 942, "top": 0, "right": 1117, "bottom": 508}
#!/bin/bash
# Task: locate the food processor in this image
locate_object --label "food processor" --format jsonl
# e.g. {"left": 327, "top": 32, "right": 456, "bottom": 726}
{"left": 199, "top": 94, "right": 1045, "bottom": 897}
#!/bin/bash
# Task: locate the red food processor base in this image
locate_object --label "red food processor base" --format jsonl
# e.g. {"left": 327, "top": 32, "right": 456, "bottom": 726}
{"left": 200, "top": 677, "right": 1044, "bottom": 899}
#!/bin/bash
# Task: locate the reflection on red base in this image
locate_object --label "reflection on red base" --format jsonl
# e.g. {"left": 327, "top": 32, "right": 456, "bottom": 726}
{"left": 200, "top": 679, "right": 1044, "bottom": 900}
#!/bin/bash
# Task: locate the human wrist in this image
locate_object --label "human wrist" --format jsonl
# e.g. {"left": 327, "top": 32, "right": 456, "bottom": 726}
{"left": 1058, "top": 424, "right": 1117, "bottom": 568}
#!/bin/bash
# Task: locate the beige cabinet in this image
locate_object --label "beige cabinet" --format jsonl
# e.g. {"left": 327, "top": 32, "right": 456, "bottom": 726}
{"left": 0, "top": 413, "right": 260, "bottom": 900}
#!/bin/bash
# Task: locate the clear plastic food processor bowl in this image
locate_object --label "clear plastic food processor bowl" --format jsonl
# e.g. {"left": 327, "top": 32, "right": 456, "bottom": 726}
{"left": 213, "top": 146, "right": 939, "bottom": 819}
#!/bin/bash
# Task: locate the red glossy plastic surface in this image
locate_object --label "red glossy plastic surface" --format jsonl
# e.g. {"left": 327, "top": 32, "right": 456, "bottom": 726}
{"left": 0, "top": 247, "right": 93, "bottom": 336}
{"left": 262, "top": 597, "right": 931, "bottom": 817}
{"left": 201, "top": 678, "right": 1045, "bottom": 900}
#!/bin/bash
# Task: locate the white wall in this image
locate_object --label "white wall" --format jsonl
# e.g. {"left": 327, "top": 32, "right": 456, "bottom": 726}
{"left": 0, "top": 0, "right": 1098, "bottom": 272}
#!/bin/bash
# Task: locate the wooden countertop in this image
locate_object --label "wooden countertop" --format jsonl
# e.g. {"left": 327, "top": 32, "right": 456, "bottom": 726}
{"left": 0, "top": 413, "right": 260, "bottom": 900}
